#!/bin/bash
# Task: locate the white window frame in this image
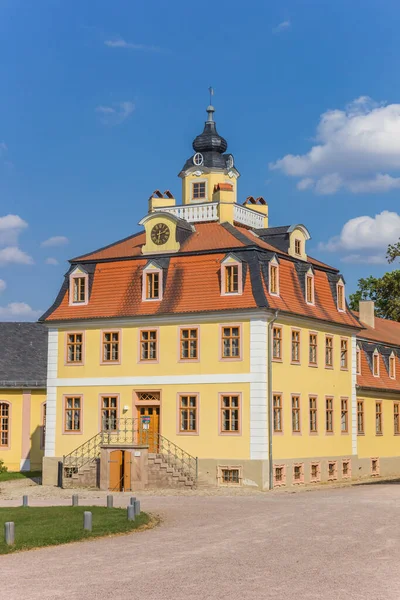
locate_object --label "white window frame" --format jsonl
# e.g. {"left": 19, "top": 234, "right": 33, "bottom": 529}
{"left": 305, "top": 269, "right": 314, "bottom": 305}
{"left": 269, "top": 258, "right": 280, "bottom": 297}
{"left": 142, "top": 263, "right": 163, "bottom": 302}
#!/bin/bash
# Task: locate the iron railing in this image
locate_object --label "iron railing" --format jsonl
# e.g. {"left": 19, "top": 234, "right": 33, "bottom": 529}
{"left": 155, "top": 432, "right": 198, "bottom": 483}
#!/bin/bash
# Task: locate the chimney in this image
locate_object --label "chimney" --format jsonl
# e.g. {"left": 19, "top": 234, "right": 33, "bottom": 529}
{"left": 359, "top": 300, "right": 375, "bottom": 329}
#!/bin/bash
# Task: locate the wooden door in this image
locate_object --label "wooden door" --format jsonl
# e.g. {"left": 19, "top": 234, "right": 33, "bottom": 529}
{"left": 124, "top": 450, "right": 132, "bottom": 491}
{"left": 109, "top": 450, "right": 123, "bottom": 490}
{"left": 138, "top": 406, "right": 160, "bottom": 452}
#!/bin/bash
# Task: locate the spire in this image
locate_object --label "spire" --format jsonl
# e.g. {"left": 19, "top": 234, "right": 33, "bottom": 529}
{"left": 192, "top": 100, "right": 227, "bottom": 154}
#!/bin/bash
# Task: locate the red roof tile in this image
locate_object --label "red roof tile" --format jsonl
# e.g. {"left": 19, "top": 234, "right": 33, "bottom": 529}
{"left": 354, "top": 312, "right": 400, "bottom": 347}
{"left": 357, "top": 348, "right": 400, "bottom": 393}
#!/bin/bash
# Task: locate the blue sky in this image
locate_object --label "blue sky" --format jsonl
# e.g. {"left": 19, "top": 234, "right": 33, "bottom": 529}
{"left": 1, "top": 0, "right": 400, "bottom": 320}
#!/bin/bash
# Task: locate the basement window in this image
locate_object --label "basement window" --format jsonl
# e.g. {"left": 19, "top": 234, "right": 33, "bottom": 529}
{"left": 371, "top": 458, "right": 380, "bottom": 476}
{"left": 217, "top": 466, "right": 242, "bottom": 486}
{"left": 273, "top": 465, "right": 286, "bottom": 487}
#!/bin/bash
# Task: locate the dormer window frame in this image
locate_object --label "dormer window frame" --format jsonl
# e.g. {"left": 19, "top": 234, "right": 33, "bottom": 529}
{"left": 356, "top": 345, "right": 362, "bottom": 375}
{"left": 389, "top": 352, "right": 396, "bottom": 380}
{"left": 142, "top": 263, "right": 163, "bottom": 302}
{"left": 269, "top": 257, "right": 280, "bottom": 297}
{"left": 305, "top": 269, "right": 315, "bottom": 306}
{"left": 69, "top": 268, "right": 89, "bottom": 306}
{"left": 221, "top": 255, "right": 243, "bottom": 296}
{"left": 337, "top": 280, "right": 346, "bottom": 313}
{"left": 373, "top": 349, "right": 380, "bottom": 378}
{"left": 294, "top": 238, "right": 302, "bottom": 256}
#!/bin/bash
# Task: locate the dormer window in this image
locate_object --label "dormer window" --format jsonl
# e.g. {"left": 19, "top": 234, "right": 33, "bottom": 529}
{"left": 69, "top": 268, "right": 88, "bottom": 306}
{"left": 142, "top": 262, "right": 163, "bottom": 301}
{"left": 337, "top": 281, "right": 345, "bottom": 312}
{"left": 356, "top": 345, "right": 361, "bottom": 375}
{"left": 389, "top": 353, "right": 396, "bottom": 379}
{"left": 192, "top": 181, "right": 206, "bottom": 201}
{"left": 373, "top": 350, "right": 379, "bottom": 377}
{"left": 221, "top": 255, "right": 242, "bottom": 296}
{"left": 294, "top": 239, "right": 301, "bottom": 256}
{"left": 306, "top": 271, "right": 314, "bottom": 305}
{"left": 269, "top": 259, "right": 279, "bottom": 296}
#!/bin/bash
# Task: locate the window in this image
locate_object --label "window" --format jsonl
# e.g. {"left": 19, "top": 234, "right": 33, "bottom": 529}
{"left": 325, "top": 336, "right": 333, "bottom": 368}
{"left": 356, "top": 346, "right": 361, "bottom": 375}
{"left": 294, "top": 239, "right": 301, "bottom": 255}
{"left": 180, "top": 328, "right": 198, "bottom": 360}
{"left": 273, "top": 394, "right": 282, "bottom": 432}
{"left": 310, "top": 462, "right": 320, "bottom": 483}
{"left": 220, "top": 395, "right": 240, "bottom": 433}
{"left": 309, "top": 333, "right": 317, "bottom": 366}
{"left": 328, "top": 461, "right": 337, "bottom": 480}
{"left": 376, "top": 401, "right": 382, "bottom": 435}
{"left": 341, "top": 398, "right": 348, "bottom": 433}
{"left": 389, "top": 354, "right": 396, "bottom": 379}
{"left": 292, "top": 395, "right": 300, "bottom": 433}
{"left": 342, "top": 459, "right": 351, "bottom": 479}
{"left": 269, "top": 263, "right": 279, "bottom": 295}
{"left": 394, "top": 403, "right": 400, "bottom": 435}
{"left": 220, "top": 468, "right": 241, "bottom": 485}
{"left": 373, "top": 351, "right": 379, "bottom": 377}
{"left": 0, "top": 402, "right": 9, "bottom": 447}
{"left": 357, "top": 400, "right": 364, "bottom": 434}
{"left": 272, "top": 326, "right": 282, "bottom": 360}
{"left": 64, "top": 396, "right": 81, "bottom": 432}
{"left": 309, "top": 396, "right": 318, "bottom": 433}
{"left": 67, "top": 333, "right": 83, "bottom": 363}
{"left": 225, "top": 265, "right": 239, "bottom": 294}
{"left": 306, "top": 274, "right": 314, "bottom": 304}
{"left": 291, "top": 330, "right": 300, "bottom": 363}
{"left": 140, "top": 330, "right": 158, "bottom": 361}
{"left": 72, "top": 276, "right": 87, "bottom": 304}
{"left": 337, "top": 282, "right": 345, "bottom": 311}
{"left": 326, "top": 397, "right": 334, "bottom": 433}
{"left": 371, "top": 458, "right": 380, "bottom": 476}
{"left": 178, "top": 395, "right": 198, "bottom": 433}
{"left": 221, "top": 326, "right": 241, "bottom": 359}
{"left": 102, "top": 331, "right": 120, "bottom": 363}
{"left": 192, "top": 181, "right": 206, "bottom": 200}
{"left": 101, "top": 396, "right": 118, "bottom": 430}
{"left": 274, "top": 465, "right": 286, "bottom": 487}
{"left": 340, "top": 339, "right": 348, "bottom": 370}
{"left": 293, "top": 463, "right": 304, "bottom": 484}
{"left": 145, "top": 272, "right": 160, "bottom": 300}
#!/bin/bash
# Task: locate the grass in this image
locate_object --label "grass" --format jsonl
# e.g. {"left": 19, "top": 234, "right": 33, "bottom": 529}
{"left": 0, "top": 471, "right": 42, "bottom": 482}
{"left": 0, "top": 506, "right": 151, "bottom": 554}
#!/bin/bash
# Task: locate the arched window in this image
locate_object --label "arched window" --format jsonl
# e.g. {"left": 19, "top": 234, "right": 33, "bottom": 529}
{"left": 0, "top": 402, "right": 10, "bottom": 447}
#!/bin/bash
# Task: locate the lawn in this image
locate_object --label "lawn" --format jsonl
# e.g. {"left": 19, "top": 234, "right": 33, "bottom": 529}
{"left": 0, "top": 471, "right": 42, "bottom": 482}
{"left": 0, "top": 506, "right": 150, "bottom": 554}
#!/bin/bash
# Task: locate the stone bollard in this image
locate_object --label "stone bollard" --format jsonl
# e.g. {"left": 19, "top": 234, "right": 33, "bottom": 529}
{"left": 127, "top": 505, "right": 135, "bottom": 521}
{"left": 72, "top": 494, "right": 79, "bottom": 507}
{"left": 130, "top": 497, "right": 136, "bottom": 505}
{"left": 107, "top": 495, "right": 113, "bottom": 508}
{"left": 133, "top": 500, "right": 141, "bottom": 517}
{"left": 83, "top": 511, "right": 92, "bottom": 532}
{"left": 22, "top": 495, "right": 28, "bottom": 507}
{"left": 4, "top": 522, "right": 15, "bottom": 546}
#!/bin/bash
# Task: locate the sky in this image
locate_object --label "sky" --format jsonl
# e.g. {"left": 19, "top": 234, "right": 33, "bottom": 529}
{"left": 1, "top": 0, "right": 400, "bottom": 320}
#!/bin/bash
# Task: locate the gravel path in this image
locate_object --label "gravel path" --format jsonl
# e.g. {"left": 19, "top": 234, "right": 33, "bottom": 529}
{"left": 1, "top": 481, "right": 400, "bottom": 599}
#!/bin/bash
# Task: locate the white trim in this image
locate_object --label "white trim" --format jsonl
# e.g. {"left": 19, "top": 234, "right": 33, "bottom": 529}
{"left": 351, "top": 335, "right": 357, "bottom": 455}
{"left": 250, "top": 318, "right": 268, "bottom": 460}
{"left": 45, "top": 329, "right": 58, "bottom": 457}
{"left": 50, "top": 373, "right": 256, "bottom": 387}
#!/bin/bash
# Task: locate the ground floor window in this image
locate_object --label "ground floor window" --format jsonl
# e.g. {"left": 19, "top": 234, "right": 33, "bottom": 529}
{"left": 64, "top": 397, "right": 81, "bottom": 432}
{"left": 101, "top": 396, "right": 118, "bottom": 430}
{"left": 0, "top": 402, "right": 9, "bottom": 447}
{"left": 178, "top": 395, "right": 198, "bottom": 433}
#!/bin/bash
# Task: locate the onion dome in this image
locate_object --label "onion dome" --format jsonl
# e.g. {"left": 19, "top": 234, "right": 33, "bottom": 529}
{"left": 192, "top": 106, "right": 228, "bottom": 154}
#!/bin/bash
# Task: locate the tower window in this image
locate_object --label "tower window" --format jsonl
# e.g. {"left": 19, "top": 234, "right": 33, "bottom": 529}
{"left": 192, "top": 182, "right": 206, "bottom": 200}
{"left": 294, "top": 239, "right": 301, "bottom": 255}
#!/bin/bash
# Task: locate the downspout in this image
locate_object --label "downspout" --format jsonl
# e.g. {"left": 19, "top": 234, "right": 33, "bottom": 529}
{"left": 267, "top": 310, "right": 279, "bottom": 490}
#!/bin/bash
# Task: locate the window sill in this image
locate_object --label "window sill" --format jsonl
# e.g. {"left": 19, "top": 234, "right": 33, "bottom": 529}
{"left": 272, "top": 358, "right": 283, "bottom": 363}
{"left": 290, "top": 361, "right": 301, "bottom": 366}
{"left": 308, "top": 363, "right": 318, "bottom": 368}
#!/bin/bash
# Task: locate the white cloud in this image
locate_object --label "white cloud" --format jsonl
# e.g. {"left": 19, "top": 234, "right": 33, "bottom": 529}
{"left": 0, "top": 214, "right": 28, "bottom": 246}
{"left": 41, "top": 235, "right": 68, "bottom": 248}
{"left": 270, "top": 96, "right": 400, "bottom": 194}
{"left": 0, "top": 246, "right": 34, "bottom": 266}
{"left": 104, "top": 38, "right": 162, "bottom": 52}
{"left": 45, "top": 257, "right": 59, "bottom": 265}
{"left": 96, "top": 101, "right": 135, "bottom": 125}
{"left": 0, "top": 279, "right": 6, "bottom": 292}
{"left": 0, "top": 302, "right": 42, "bottom": 321}
{"left": 340, "top": 254, "right": 387, "bottom": 265}
{"left": 273, "top": 20, "right": 291, "bottom": 33}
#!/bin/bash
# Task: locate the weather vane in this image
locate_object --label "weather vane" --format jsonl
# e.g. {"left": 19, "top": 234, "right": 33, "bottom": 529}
{"left": 208, "top": 86, "right": 214, "bottom": 105}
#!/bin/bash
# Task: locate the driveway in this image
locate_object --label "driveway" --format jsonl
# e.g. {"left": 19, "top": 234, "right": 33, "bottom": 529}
{"left": 1, "top": 483, "right": 399, "bottom": 599}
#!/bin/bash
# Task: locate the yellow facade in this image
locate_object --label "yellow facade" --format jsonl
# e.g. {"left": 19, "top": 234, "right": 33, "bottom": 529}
{"left": 357, "top": 392, "right": 400, "bottom": 460}
{"left": 181, "top": 171, "right": 238, "bottom": 205}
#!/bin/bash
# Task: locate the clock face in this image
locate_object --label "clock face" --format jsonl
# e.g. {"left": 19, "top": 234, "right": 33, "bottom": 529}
{"left": 151, "top": 223, "right": 170, "bottom": 245}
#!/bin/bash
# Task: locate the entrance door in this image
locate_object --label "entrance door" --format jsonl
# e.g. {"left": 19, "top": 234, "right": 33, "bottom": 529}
{"left": 109, "top": 449, "right": 132, "bottom": 491}
{"left": 123, "top": 450, "right": 132, "bottom": 491}
{"left": 138, "top": 406, "right": 160, "bottom": 452}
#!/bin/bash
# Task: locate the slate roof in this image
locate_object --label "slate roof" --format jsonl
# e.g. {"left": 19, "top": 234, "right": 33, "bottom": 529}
{"left": 0, "top": 322, "right": 47, "bottom": 388}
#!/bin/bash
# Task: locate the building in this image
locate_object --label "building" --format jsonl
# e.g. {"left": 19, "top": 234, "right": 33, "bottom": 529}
{"left": 0, "top": 322, "right": 47, "bottom": 472}
{"left": 2, "top": 102, "right": 398, "bottom": 489}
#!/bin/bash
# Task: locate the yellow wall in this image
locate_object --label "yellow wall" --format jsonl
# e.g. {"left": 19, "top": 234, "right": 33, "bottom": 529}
{"left": 30, "top": 390, "right": 47, "bottom": 470}
{"left": 357, "top": 393, "right": 400, "bottom": 458}
{"left": 272, "top": 320, "right": 353, "bottom": 459}
{"left": 181, "top": 171, "right": 237, "bottom": 205}
{"left": 58, "top": 321, "right": 250, "bottom": 379}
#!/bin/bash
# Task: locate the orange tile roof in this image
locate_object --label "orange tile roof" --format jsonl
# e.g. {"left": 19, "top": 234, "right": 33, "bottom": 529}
{"left": 357, "top": 348, "right": 400, "bottom": 394}
{"left": 354, "top": 312, "right": 400, "bottom": 347}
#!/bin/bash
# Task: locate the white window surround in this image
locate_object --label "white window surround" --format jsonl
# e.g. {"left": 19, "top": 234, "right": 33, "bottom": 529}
{"left": 221, "top": 255, "right": 243, "bottom": 296}
{"left": 372, "top": 349, "right": 380, "bottom": 378}
{"left": 389, "top": 352, "right": 396, "bottom": 379}
{"left": 69, "top": 267, "right": 89, "bottom": 306}
{"left": 269, "top": 258, "right": 279, "bottom": 297}
{"left": 337, "top": 280, "right": 346, "bottom": 313}
{"left": 142, "top": 263, "right": 163, "bottom": 302}
{"left": 356, "top": 344, "right": 362, "bottom": 375}
{"left": 305, "top": 269, "right": 315, "bottom": 306}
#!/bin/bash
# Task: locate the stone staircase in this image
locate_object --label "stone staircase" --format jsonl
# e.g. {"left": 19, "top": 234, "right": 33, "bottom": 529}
{"left": 148, "top": 453, "right": 196, "bottom": 489}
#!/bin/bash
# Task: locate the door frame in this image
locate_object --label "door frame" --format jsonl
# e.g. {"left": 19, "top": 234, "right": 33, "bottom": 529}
{"left": 132, "top": 389, "right": 162, "bottom": 435}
